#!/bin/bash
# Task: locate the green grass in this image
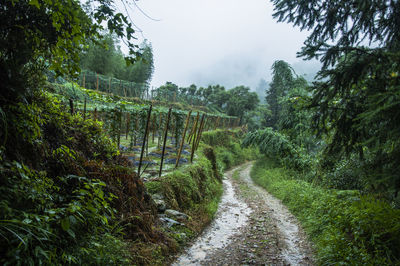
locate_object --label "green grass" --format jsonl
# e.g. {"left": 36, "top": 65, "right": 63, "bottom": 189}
{"left": 232, "top": 169, "right": 240, "bottom": 180}
{"left": 251, "top": 157, "right": 400, "bottom": 265}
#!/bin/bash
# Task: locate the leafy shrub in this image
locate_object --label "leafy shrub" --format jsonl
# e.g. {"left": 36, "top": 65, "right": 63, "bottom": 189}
{"left": 322, "top": 155, "right": 365, "bottom": 190}
{"left": 0, "top": 162, "right": 130, "bottom": 265}
{"left": 202, "top": 129, "right": 260, "bottom": 171}
{"left": 215, "top": 148, "right": 235, "bottom": 170}
{"left": 242, "top": 128, "right": 311, "bottom": 170}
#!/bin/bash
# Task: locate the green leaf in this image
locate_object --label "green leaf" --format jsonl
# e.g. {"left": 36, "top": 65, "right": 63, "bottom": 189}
{"left": 60, "top": 217, "right": 70, "bottom": 231}
{"left": 66, "top": 229, "right": 75, "bottom": 238}
{"left": 29, "top": 0, "right": 40, "bottom": 9}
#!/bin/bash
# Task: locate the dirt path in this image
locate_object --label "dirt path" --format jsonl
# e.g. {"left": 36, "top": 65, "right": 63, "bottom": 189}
{"left": 173, "top": 162, "right": 314, "bottom": 265}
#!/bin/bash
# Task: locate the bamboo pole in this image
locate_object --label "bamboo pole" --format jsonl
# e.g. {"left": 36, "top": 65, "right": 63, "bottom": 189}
{"left": 188, "top": 113, "right": 200, "bottom": 144}
{"left": 159, "top": 108, "right": 172, "bottom": 177}
{"left": 190, "top": 114, "right": 202, "bottom": 163}
{"left": 194, "top": 115, "right": 206, "bottom": 152}
{"left": 193, "top": 114, "right": 206, "bottom": 155}
{"left": 138, "top": 105, "right": 152, "bottom": 177}
{"left": 175, "top": 110, "right": 192, "bottom": 169}
{"left": 157, "top": 112, "right": 162, "bottom": 149}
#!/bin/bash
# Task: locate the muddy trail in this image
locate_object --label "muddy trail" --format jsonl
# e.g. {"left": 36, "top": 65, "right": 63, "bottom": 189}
{"left": 173, "top": 162, "right": 314, "bottom": 265}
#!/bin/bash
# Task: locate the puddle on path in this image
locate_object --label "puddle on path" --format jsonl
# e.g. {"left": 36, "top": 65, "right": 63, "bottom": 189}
{"left": 173, "top": 167, "right": 252, "bottom": 265}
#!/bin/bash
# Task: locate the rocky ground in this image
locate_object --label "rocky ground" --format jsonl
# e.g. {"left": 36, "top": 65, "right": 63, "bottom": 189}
{"left": 173, "top": 162, "right": 314, "bottom": 265}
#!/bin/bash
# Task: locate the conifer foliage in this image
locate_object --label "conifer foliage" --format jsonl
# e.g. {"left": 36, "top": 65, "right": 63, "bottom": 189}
{"left": 272, "top": 0, "right": 400, "bottom": 197}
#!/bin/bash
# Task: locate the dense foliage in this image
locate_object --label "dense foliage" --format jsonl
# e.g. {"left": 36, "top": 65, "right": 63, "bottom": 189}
{"left": 271, "top": 0, "right": 400, "bottom": 201}
{"left": 80, "top": 36, "right": 154, "bottom": 87}
{"left": 0, "top": 91, "right": 142, "bottom": 264}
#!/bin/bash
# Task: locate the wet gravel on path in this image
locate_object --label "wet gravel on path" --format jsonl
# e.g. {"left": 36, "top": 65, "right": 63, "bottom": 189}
{"left": 174, "top": 162, "right": 314, "bottom": 265}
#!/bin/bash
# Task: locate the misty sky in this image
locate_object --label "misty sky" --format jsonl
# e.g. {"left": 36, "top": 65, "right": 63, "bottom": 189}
{"left": 125, "top": 0, "right": 320, "bottom": 89}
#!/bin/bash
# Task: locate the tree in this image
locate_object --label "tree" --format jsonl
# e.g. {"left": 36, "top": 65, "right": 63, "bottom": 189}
{"left": 265, "top": 60, "right": 296, "bottom": 128}
{"left": 155, "top": 82, "right": 179, "bottom": 102}
{"left": 209, "top": 85, "right": 229, "bottom": 110}
{"left": 0, "top": 0, "right": 140, "bottom": 103}
{"left": 120, "top": 41, "right": 154, "bottom": 85}
{"left": 226, "top": 86, "right": 259, "bottom": 123}
{"left": 276, "top": 77, "right": 315, "bottom": 151}
{"left": 80, "top": 35, "right": 120, "bottom": 76}
{"left": 272, "top": 0, "right": 400, "bottom": 197}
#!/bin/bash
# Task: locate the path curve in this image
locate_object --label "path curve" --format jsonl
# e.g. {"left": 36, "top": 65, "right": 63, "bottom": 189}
{"left": 174, "top": 162, "right": 314, "bottom": 265}
{"left": 173, "top": 165, "right": 252, "bottom": 265}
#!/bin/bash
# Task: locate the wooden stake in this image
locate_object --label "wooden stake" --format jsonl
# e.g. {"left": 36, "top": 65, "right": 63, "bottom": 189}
{"left": 194, "top": 115, "right": 206, "bottom": 152}
{"left": 138, "top": 105, "right": 152, "bottom": 177}
{"left": 190, "top": 113, "right": 201, "bottom": 163}
{"left": 159, "top": 108, "right": 172, "bottom": 177}
{"left": 188, "top": 113, "right": 200, "bottom": 144}
{"left": 175, "top": 110, "right": 192, "bottom": 169}
{"left": 96, "top": 73, "right": 99, "bottom": 91}
{"left": 157, "top": 112, "right": 162, "bottom": 149}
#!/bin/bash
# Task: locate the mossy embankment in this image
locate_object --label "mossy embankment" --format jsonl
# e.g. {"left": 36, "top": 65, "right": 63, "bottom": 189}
{"left": 251, "top": 157, "right": 400, "bottom": 265}
{"left": 144, "top": 128, "right": 260, "bottom": 264}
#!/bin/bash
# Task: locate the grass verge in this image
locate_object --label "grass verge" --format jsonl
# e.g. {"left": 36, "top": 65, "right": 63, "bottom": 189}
{"left": 251, "top": 157, "right": 400, "bottom": 265}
